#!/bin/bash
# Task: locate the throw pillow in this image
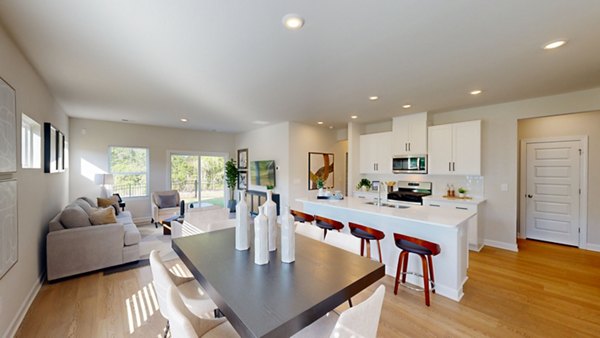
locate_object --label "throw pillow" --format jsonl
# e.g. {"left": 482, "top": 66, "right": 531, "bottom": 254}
{"left": 60, "top": 205, "right": 92, "bottom": 228}
{"left": 158, "top": 194, "right": 177, "bottom": 208}
{"left": 89, "top": 207, "right": 118, "bottom": 225}
{"left": 97, "top": 196, "right": 120, "bottom": 215}
{"left": 74, "top": 198, "right": 96, "bottom": 216}
{"left": 80, "top": 196, "right": 98, "bottom": 208}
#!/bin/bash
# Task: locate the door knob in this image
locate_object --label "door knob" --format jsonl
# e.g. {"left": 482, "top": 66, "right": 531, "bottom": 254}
{"left": 527, "top": 194, "right": 533, "bottom": 198}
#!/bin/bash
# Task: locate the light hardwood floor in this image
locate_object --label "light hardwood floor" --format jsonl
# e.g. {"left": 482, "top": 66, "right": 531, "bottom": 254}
{"left": 16, "top": 239, "right": 600, "bottom": 337}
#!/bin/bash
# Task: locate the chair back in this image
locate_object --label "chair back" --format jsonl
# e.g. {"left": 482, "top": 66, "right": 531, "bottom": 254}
{"left": 167, "top": 286, "right": 226, "bottom": 338}
{"left": 331, "top": 285, "right": 386, "bottom": 338}
{"left": 291, "top": 209, "right": 314, "bottom": 223}
{"left": 149, "top": 250, "right": 178, "bottom": 319}
{"left": 152, "top": 190, "right": 181, "bottom": 209}
{"left": 295, "top": 222, "right": 323, "bottom": 241}
{"left": 323, "top": 230, "right": 361, "bottom": 254}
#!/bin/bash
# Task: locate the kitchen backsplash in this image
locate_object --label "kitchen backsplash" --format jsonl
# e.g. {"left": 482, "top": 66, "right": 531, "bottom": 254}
{"left": 358, "top": 173, "right": 485, "bottom": 198}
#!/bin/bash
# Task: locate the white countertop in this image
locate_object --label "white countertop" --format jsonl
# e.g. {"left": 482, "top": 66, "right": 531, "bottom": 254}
{"left": 297, "top": 196, "right": 476, "bottom": 228}
{"left": 423, "top": 195, "right": 487, "bottom": 205}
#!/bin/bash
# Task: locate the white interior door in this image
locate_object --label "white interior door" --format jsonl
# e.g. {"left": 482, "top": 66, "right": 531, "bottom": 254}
{"left": 525, "top": 140, "right": 580, "bottom": 246}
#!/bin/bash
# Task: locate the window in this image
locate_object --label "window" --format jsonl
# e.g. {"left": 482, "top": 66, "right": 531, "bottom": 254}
{"left": 21, "top": 114, "right": 41, "bottom": 169}
{"left": 109, "top": 146, "right": 148, "bottom": 198}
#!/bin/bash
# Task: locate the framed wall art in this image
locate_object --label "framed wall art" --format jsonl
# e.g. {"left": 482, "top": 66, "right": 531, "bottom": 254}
{"left": 0, "top": 179, "right": 18, "bottom": 279}
{"left": 238, "top": 171, "right": 248, "bottom": 190}
{"left": 0, "top": 76, "right": 16, "bottom": 173}
{"left": 308, "top": 152, "right": 334, "bottom": 190}
{"left": 237, "top": 148, "right": 248, "bottom": 170}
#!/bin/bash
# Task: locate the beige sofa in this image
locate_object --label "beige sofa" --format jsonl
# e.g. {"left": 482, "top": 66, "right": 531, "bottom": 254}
{"left": 151, "top": 190, "right": 181, "bottom": 225}
{"left": 47, "top": 197, "right": 140, "bottom": 281}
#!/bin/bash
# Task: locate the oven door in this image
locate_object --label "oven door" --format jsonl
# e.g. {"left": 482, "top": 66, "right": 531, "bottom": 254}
{"left": 392, "top": 155, "right": 427, "bottom": 174}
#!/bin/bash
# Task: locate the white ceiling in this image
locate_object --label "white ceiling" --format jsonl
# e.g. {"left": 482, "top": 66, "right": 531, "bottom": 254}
{"left": 1, "top": 1, "right": 600, "bottom": 132}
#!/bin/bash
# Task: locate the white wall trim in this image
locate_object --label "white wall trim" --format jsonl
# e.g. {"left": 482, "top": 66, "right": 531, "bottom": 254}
{"left": 519, "top": 135, "right": 589, "bottom": 249}
{"left": 586, "top": 243, "right": 600, "bottom": 253}
{"left": 484, "top": 239, "right": 519, "bottom": 252}
{"left": 4, "top": 273, "right": 45, "bottom": 338}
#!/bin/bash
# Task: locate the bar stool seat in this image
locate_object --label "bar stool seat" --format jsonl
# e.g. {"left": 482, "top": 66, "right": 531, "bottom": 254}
{"left": 349, "top": 222, "right": 385, "bottom": 263}
{"left": 314, "top": 215, "right": 344, "bottom": 239}
{"left": 393, "top": 233, "right": 441, "bottom": 306}
{"left": 290, "top": 209, "right": 315, "bottom": 223}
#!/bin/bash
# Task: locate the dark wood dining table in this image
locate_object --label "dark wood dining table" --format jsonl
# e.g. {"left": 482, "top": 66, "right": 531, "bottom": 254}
{"left": 172, "top": 228, "right": 385, "bottom": 338}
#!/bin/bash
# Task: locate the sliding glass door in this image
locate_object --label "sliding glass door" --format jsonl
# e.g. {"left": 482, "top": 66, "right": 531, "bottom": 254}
{"left": 170, "top": 153, "right": 225, "bottom": 207}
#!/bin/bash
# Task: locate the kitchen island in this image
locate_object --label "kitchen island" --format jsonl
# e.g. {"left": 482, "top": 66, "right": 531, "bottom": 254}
{"left": 298, "top": 196, "right": 476, "bottom": 301}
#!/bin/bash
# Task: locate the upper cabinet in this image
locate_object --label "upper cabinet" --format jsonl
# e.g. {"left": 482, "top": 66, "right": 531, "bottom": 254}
{"left": 360, "top": 132, "right": 392, "bottom": 174}
{"left": 392, "top": 112, "right": 429, "bottom": 156}
{"left": 428, "top": 120, "right": 481, "bottom": 175}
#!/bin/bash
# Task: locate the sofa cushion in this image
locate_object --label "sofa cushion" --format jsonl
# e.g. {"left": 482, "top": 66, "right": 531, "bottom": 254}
{"left": 90, "top": 207, "right": 118, "bottom": 225}
{"left": 157, "top": 194, "right": 178, "bottom": 208}
{"left": 123, "top": 223, "right": 141, "bottom": 246}
{"left": 49, "top": 212, "right": 65, "bottom": 232}
{"left": 80, "top": 196, "right": 97, "bottom": 208}
{"left": 116, "top": 210, "right": 134, "bottom": 225}
{"left": 97, "top": 196, "right": 120, "bottom": 215}
{"left": 60, "top": 205, "right": 92, "bottom": 228}
{"left": 74, "top": 198, "right": 96, "bottom": 216}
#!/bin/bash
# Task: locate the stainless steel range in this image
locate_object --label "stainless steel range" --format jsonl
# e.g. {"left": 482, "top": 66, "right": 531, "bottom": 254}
{"left": 387, "top": 181, "right": 432, "bottom": 205}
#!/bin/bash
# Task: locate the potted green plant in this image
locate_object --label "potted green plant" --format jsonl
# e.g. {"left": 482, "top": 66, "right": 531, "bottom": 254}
{"left": 356, "top": 178, "right": 372, "bottom": 191}
{"left": 225, "top": 159, "right": 238, "bottom": 212}
{"left": 316, "top": 177, "right": 325, "bottom": 196}
{"left": 458, "top": 187, "right": 467, "bottom": 198}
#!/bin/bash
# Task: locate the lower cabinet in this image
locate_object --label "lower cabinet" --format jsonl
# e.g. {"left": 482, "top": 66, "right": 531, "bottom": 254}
{"left": 423, "top": 198, "right": 484, "bottom": 251}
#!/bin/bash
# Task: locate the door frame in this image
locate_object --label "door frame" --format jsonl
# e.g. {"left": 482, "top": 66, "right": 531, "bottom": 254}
{"left": 519, "top": 135, "right": 588, "bottom": 249}
{"left": 167, "top": 150, "right": 230, "bottom": 206}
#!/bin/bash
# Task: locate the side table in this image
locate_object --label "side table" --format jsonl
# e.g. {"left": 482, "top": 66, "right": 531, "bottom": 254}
{"left": 161, "top": 215, "right": 183, "bottom": 235}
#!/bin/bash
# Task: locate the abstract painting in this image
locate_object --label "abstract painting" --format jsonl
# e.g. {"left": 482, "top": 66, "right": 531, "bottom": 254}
{"left": 0, "top": 179, "right": 18, "bottom": 279}
{"left": 0, "top": 77, "right": 16, "bottom": 173}
{"left": 308, "top": 152, "right": 334, "bottom": 190}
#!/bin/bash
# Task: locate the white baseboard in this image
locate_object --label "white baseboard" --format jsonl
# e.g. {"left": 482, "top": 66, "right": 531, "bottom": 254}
{"left": 4, "top": 273, "right": 45, "bottom": 338}
{"left": 133, "top": 216, "right": 152, "bottom": 224}
{"left": 585, "top": 243, "right": 600, "bottom": 252}
{"left": 484, "top": 239, "right": 519, "bottom": 252}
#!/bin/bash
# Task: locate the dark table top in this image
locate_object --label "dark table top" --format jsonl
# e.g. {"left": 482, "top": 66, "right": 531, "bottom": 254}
{"left": 172, "top": 228, "right": 385, "bottom": 338}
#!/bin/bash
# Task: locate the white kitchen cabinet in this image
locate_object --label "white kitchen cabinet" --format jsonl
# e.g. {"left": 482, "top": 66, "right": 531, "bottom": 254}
{"left": 392, "top": 112, "right": 429, "bottom": 156}
{"left": 423, "top": 197, "right": 485, "bottom": 251}
{"left": 428, "top": 120, "right": 481, "bottom": 175}
{"left": 360, "top": 132, "right": 392, "bottom": 174}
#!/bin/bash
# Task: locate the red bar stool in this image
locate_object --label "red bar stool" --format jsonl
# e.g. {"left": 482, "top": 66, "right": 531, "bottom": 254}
{"left": 290, "top": 209, "right": 315, "bottom": 223}
{"left": 393, "top": 233, "right": 441, "bottom": 306}
{"left": 349, "top": 222, "right": 385, "bottom": 263}
{"left": 314, "top": 215, "right": 344, "bottom": 239}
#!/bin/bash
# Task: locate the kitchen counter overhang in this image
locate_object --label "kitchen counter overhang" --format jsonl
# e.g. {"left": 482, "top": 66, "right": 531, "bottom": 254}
{"left": 297, "top": 197, "right": 475, "bottom": 302}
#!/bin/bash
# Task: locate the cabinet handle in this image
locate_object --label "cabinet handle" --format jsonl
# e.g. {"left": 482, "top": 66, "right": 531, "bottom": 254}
{"left": 408, "top": 143, "right": 411, "bottom": 151}
{"left": 449, "top": 162, "right": 451, "bottom": 171}
{"left": 452, "top": 162, "right": 455, "bottom": 171}
{"left": 456, "top": 206, "right": 468, "bottom": 210}
{"left": 430, "top": 204, "right": 441, "bottom": 207}
{"left": 405, "top": 143, "right": 407, "bottom": 151}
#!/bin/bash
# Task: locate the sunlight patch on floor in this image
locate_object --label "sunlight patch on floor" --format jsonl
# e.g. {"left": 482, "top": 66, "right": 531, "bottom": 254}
{"left": 125, "top": 282, "right": 160, "bottom": 334}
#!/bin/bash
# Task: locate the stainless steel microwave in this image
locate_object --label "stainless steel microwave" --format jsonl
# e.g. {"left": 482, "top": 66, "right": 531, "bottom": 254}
{"left": 392, "top": 155, "right": 427, "bottom": 174}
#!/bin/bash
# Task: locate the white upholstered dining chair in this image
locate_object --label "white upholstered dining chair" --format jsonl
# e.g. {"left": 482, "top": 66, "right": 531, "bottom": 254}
{"left": 149, "top": 250, "right": 217, "bottom": 336}
{"left": 167, "top": 285, "right": 240, "bottom": 338}
{"left": 292, "top": 285, "right": 386, "bottom": 338}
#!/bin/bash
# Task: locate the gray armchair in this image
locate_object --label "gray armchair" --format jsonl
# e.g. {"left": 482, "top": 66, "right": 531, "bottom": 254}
{"left": 151, "top": 190, "right": 181, "bottom": 225}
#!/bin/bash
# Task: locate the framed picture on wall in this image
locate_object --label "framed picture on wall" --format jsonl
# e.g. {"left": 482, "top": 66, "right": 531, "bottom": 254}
{"left": 0, "top": 76, "right": 16, "bottom": 173}
{"left": 237, "top": 149, "right": 248, "bottom": 170}
{"left": 238, "top": 171, "right": 248, "bottom": 190}
{"left": 308, "top": 152, "right": 334, "bottom": 190}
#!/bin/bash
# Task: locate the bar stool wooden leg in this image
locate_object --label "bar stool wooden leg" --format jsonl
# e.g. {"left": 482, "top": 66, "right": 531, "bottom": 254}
{"left": 323, "top": 229, "right": 328, "bottom": 240}
{"left": 366, "top": 240, "right": 371, "bottom": 259}
{"left": 394, "top": 251, "right": 404, "bottom": 295}
{"left": 401, "top": 251, "right": 409, "bottom": 284}
{"left": 376, "top": 240, "right": 383, "bottom": 263}
{"left": 427, "top": 255, "right": 435, "bottom": 293}
{"left": 420, "top": 254, "right": 430, "bottom": 306}
{"left": 360, "top": 238, "right": 365, "bottom": 257}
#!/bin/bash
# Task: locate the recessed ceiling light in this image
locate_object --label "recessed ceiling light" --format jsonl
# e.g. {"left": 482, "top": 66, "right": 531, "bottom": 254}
{"left": 317, "top": 121, "right": 324, "bottom": 125}
{"left": 369, "top": 96, "right": 379, "bottom": 101}
{"left": 180, "top": 118, "right": 188, "bottom": 122}
{"left": 283, "top": 14, "right": 304, "bottom": 30}
{"left": 543, "top": 40, "right": 567, "bottom": 50}
{"left": 402, "top": 104, "right": 411, "bottom": 109}
{"left": 351, "top": 115, "right": 358, "bottom": 119}
{"left": 329, "top": 126, "right": 334, "bottom": 129}
{"left": 470, "top": 90, "right": 483, "bottom": 95}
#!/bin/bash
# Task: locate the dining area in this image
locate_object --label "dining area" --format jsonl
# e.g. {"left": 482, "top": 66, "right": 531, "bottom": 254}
{"left": 150, "top": 202, "right": 391, "bottom": 337}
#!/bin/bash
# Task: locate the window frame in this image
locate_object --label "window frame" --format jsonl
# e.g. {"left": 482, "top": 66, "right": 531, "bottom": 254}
{"left": 21, "top": 113, "right": 41, "bottom": 169}
{"left": 108, "top": 145, "right": 150, "bottom": 199}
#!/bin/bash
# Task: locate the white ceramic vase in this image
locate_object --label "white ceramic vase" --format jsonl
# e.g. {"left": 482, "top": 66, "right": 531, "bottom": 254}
{"left": 280, "top": 206, "right": 296, "bottom": 263}
{"left": 263, "top": 190, "right": 278, "bottom": 252}
{"left": 235, "top": 190, "right": 249, "bottom": 251}
{"left": 254, "top": 206, "right": 269, "bottom": 265}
